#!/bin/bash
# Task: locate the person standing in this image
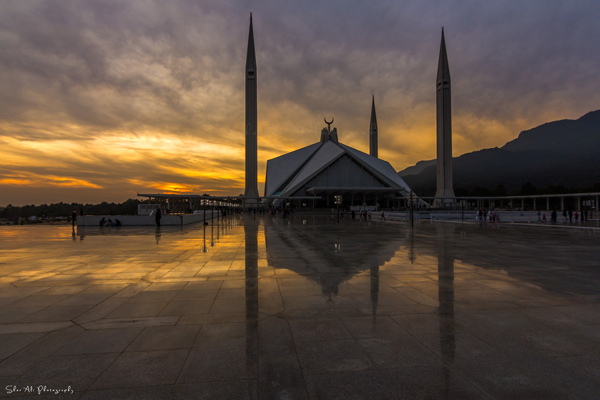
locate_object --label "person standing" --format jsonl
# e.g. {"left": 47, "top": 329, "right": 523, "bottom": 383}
{"left": 155, "top": 208, "right": 162, "bottom": 227}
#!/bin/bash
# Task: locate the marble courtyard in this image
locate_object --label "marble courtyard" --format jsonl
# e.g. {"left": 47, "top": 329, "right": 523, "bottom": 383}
{"left": 0, "top": 213, "right": 599, "bottom": 399}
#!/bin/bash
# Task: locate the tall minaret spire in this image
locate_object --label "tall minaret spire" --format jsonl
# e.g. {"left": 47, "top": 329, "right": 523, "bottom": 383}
{"left": 244, "top": 13, "right": 259, "bottom": 202}
{"left": 434, "top": 28, "right": 455, "bottom": 206}
{"left": 369, "top": 95, "right": 378, "bottom": 158}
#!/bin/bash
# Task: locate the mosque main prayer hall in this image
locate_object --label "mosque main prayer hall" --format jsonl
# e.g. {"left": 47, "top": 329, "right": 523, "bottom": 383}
{"left": 141, "top": 15, "right": 455, "bottom": 211}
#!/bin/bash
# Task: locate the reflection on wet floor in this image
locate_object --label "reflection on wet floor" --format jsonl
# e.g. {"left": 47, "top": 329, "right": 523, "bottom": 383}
{"left": 0, "top": 212, "right": 599, "bottom": 399}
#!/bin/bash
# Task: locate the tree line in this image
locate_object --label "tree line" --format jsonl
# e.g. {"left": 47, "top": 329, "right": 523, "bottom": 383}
{"left": 0, "top": 199, "right": 143, "bottom": 221}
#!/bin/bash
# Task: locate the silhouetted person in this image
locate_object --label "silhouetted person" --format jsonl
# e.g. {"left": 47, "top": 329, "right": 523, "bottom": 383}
{"left": 551, "top": 210, "right": 557, "bottom": 222}
{"left": 72, "top": 211, "right": 77, "bottom": 227}
{"left": 155, "top": 208, "right": 162, "bottom": 227}
{"left": 115, "top": 219, "right": 121, "bottom": 227}
{"left": 568, "top": 209, "right": 573, "bottom": 223}
{"left": 99, "top": 217, "right": 106, "bottom": 227}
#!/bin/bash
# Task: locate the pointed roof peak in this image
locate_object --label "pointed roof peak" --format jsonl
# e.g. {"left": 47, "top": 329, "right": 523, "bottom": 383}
{"left": 437, "top": 27, "right": 450, "bottom": 82}
{"left": 370, "top": 95, "right": 377, "bottom": 126}
{"left": 246, "top": 13, "right": 256, "bottom": 71}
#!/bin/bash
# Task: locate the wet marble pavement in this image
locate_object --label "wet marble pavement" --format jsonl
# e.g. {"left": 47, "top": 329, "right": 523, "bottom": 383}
{"left": 0, "top": 212, "right": 599, "bottom": 399}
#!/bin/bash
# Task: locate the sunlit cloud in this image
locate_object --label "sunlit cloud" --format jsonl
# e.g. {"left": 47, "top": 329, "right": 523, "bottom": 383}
{"left": 0, "top": 172, "right": 102, "bottom": 189}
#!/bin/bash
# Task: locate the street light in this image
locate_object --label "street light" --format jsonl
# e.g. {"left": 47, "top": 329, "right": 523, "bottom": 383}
{"left": 202, "top": 194, "right": 209, "bottom": 226}
{"left": 334, "top": 195, "right": 342, "bottom": 224}
{"left": 408, "top": 191, "right": 415, "bottom": 228}
{"left": 209, "top": 201, "right": 215, "bottom": 246}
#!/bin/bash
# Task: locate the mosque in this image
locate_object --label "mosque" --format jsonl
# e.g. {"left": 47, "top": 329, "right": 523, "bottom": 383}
{"left": 263, "top": 111, "right": 414, "bottom": 209}
{"left": 244, "top": 15, "right": 454, "bottom": 209}
{"left": 138, "top": 15, "right": 455, "bottom": 211}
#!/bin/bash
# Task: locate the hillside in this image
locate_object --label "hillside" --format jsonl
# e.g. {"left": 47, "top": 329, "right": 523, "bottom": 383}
{"left": 398, "top": 110, "right": 600, "bottom": 195}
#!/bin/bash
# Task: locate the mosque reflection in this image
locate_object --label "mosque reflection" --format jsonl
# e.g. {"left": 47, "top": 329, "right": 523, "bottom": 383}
{"left": 264, "top": 217, "right": 405, "bottom": 302}
{"left": 239, "top": 216, "right": 459, "bottom": 395}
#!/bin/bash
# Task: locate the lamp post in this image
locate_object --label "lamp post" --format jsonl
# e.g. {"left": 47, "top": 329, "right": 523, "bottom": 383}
{"left": 202, "top": 195, "right": 209, "bottom": 226}
{"left": 210, "top": 201, "right": 215, "bottom": 247}
{"left": 334, "top": 195, "right": 342, "bottom": 224}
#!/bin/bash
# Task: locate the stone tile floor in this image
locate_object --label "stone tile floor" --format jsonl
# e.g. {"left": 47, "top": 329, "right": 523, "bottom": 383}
{"left": 0, "top": 212, "right": 599, "bottom": 399}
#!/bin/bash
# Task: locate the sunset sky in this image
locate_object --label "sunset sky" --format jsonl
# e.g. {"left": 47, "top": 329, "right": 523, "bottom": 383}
{"left": 1, "top": 0, "right": 599, "bottom": 206}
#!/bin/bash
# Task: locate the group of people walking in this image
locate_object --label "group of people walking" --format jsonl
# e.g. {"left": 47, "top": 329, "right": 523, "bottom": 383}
{"left": 477, "top": 210, "right": 500, "bottom": 223}
{"left": 99, "top": 217, "right": 121, "bottom": 227}
{"left": 561, "top": 209, "right": 588, "bottom": 223}
{"left": 476, "top": 208, "right": 590, "bottom": 224}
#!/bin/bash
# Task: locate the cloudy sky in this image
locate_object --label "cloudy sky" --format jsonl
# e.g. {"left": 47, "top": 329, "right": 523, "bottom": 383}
{"left": 1, "top": 0, "right": 599, "bottom": 205}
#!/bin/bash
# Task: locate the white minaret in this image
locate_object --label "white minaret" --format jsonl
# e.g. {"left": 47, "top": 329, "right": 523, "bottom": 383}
{"left": 369, "top": 95, "right": 378, "bottom": 158}
{"left": 244, "top": 14, "right": 259, "bottom": 202}
{"left": 434, "top": 28, "right": 455, "bottom": 206}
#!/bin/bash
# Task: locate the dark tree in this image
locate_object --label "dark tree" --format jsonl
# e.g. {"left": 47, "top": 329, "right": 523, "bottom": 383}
{"left": 520, "top": 182, "right": 537, "bottom": 196}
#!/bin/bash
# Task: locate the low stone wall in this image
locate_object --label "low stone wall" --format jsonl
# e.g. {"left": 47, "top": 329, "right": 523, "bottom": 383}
{"left": 76, "top": 211, "right": 219, "bottom": 226}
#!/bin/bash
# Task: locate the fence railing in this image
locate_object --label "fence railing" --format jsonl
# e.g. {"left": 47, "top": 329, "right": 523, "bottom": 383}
{"left": 384, "top": 210, "right": 553, "bottom": 223}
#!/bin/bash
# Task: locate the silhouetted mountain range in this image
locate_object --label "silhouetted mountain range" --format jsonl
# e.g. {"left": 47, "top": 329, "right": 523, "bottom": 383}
{"left": 398, "top": 110, "right": 600, "bottom": 196}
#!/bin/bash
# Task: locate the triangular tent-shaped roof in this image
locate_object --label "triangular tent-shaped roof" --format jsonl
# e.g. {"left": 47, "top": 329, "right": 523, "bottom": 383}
{"left": 264, "top": 136, "right": 414, "bottom": 204}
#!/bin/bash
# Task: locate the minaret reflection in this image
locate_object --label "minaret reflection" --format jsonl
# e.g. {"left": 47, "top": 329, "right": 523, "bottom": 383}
{"left": 436, "top": 223, "right": 455, "bottom": 398}
{"left": 244, "top": 218, "right": 259, "bottom": 384}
